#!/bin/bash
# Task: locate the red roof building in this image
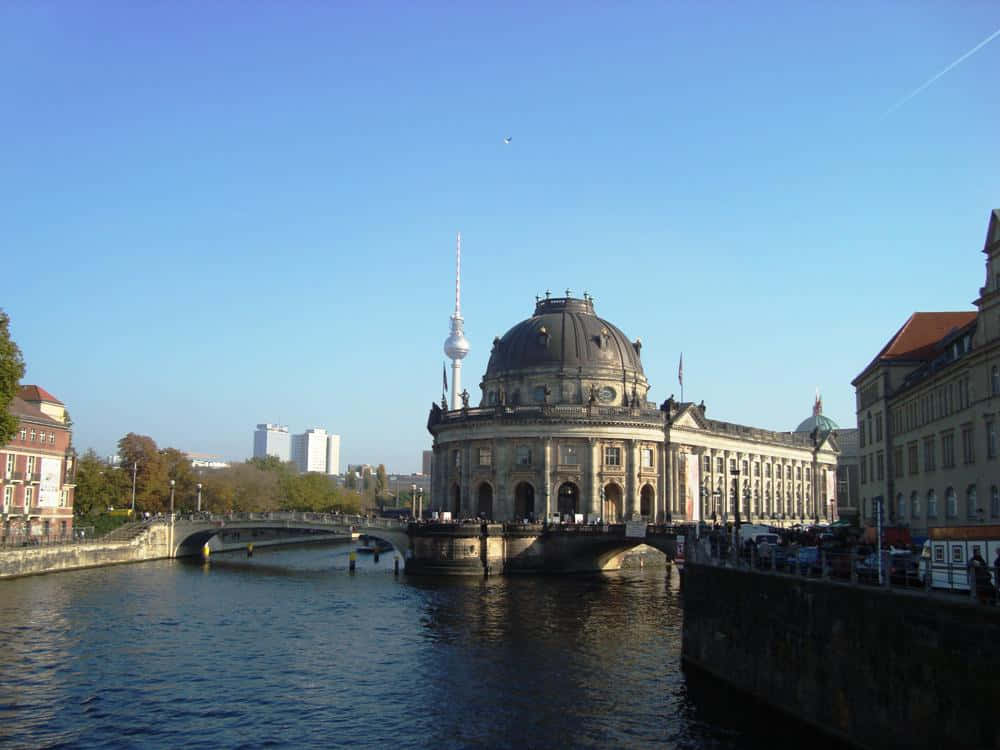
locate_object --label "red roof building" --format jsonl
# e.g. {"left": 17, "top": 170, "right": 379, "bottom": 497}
{"left": 2, "top": 386, "right": 76, "bottom": 541}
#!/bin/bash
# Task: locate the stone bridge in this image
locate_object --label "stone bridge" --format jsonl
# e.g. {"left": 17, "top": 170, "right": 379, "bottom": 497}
{"left": 143, "top": 513, "right": 677, "bottom": 575}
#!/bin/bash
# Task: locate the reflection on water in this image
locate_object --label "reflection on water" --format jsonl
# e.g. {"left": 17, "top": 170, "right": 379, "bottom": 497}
{"left": 0, "top": 541, "right": 815, "bottom": 749}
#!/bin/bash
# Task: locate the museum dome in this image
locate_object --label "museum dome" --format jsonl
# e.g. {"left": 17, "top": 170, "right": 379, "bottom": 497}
{"left": 478, "top": 295, "right": 649, "bottom": 408}
{"left": 485, "top": 296, "right": 645, "bottom": 378}
{"left": 795, "top": 414, "right": 839, "bottom": 433}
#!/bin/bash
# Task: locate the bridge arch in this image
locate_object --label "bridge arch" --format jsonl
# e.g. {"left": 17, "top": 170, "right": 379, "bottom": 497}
{"left": 477, "top": 481, "right": 494, "bottom": 520}
{"left": 514, "top": 481, "right": 535, "bottom": 521}
{"left": 557, "top": 481, "right": 580, "bottom": 517}
{"left": 603, "top": 482, "right": 623, "bottom": 522}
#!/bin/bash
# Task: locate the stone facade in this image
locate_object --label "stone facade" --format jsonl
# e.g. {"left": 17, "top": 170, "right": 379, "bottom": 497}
{"left": 428, "top": 296, "right": 838, "bottom": 526}
{"left": 853, "top": 209, "right": 1000, "bottom": 537}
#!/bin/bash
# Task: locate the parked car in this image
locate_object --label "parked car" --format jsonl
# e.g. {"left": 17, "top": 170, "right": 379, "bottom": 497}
{"left": 856, "top": 550, "right": 920, "bottom": 585}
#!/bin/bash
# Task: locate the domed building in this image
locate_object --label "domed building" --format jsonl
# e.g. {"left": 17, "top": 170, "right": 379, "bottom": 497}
{"left": 795, "top": 393, "right": 840, "bottom": 435}
{"left": 428, "top": 291, "right": 841, "bottom": 528}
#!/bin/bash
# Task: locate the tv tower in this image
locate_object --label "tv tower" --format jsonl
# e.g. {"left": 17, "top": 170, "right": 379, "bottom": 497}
{"left": 443, "top": 232, "right": 470, "bottom": 410}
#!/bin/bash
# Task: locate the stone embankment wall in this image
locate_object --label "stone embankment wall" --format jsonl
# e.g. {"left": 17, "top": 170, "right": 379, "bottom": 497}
{"left": 682, "top": 564, "right": 1000, "bottom": 750}
{"left": 0, "top": 525, "right": 172, "bottom": 579}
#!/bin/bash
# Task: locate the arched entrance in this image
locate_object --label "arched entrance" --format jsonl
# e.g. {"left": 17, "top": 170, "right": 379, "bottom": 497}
{"left": 640, "top": 484, "right": 654, "bottom": 519}
{"left": 557, "top": 482, "right": 579, "bottom": 517}
{"left": 603, "top": 482, "right": 623, "bottom": 522}
{"left": 451, "top": 484, "right": 461, "bottom": 517}
{"left": 477, "top": 482, "right": 494, "bottom": 519}
{"left": 514, "top": 482, "right": 535, "bottom": 521}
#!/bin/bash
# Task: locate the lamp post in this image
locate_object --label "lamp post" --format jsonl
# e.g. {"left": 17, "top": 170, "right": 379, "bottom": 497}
{"left": 196, "top": 483, "right": 202, "bottom": 513}
{"left": 411, "top": 484, "right": 417, "bottom": 521}
{"left": 417, "top": 488, "right": 424, "bottom": 521}
{"left": 130, "top": 461, "right": 138, "bottom": 513}
{"left": 730, "top": 468, "right": 742, "bottom": 554}
{"left": 169, "top": 479, "right": 175, "bottom": 517}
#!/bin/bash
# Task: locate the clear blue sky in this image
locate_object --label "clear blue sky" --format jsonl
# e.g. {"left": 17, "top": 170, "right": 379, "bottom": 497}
{"left": 3, "top": 2, "right": 998, "bottom": 473}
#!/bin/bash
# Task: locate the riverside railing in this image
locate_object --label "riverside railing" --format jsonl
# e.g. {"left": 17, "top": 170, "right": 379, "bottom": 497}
{"left": 0, "top": 526, "right": 96, "bottom": 549}
{"left": 687, "top": 536, "right": 1000, "bottom": 605}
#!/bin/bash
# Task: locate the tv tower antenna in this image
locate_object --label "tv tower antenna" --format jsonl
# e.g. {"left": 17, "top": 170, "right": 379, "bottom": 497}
{"left": 443, "top": 232, "right": 470, "bottom": 410}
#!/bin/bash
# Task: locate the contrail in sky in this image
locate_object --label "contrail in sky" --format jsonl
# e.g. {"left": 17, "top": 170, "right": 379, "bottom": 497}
{"left": 883, "top": 25, "right": 1000, "bottom": 117}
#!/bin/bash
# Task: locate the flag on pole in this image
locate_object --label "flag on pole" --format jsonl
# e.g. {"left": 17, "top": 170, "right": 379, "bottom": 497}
{"left": 443, "top": 362, "right": 448, "bottom": 393}
{"left": 678, "top": 353, "right": 683, "bottom": 386}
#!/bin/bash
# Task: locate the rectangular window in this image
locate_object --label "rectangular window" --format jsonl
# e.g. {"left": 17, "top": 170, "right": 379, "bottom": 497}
{"left": 703, "top": 455, "right": 711, "bottom": 474}
{"left": 560, "top": 445, "right": 579, "bottom": 465}
{"left": 604, "top": 446, "right": 621, "bottom": 466}
{"left": 988, "top": 420, "right": 998, "bottom": 459}
{"left": 942, "top": 432, "right": 955, "bottom": 468}
{"left": 923, "top": 437, "right": 935, "bottom": 471}
{"left": 641, "top": 448, "right": 653, "bottom": 468}
{"left": 729, "top": 459, "right": 737, "bottom": 472}
{"left": 27, "top": 456, "right": 35, "bottom": 474}
{"left": 716, "top": 458, "right": 724, "bottom": 474}
{"left": 741, "top": 460, "right": 749, "bottom": 474}
{"left": 4, "top": 454, "right": 12, "bottom": 476}
{"left": 875, "top": 413, "right": 883, "bottom": 442}
{"left": 860, "top": 422, "right": 866, "bottom": 448}
{"left": 962, "top": 425, "right": 975, "bottom": 464}
{"left": 478, "top": 447, "right": 492, "bottom": 467}
{"left": 876, "top": 451, "right": 884, "bottom": 481}
{"left": 29, "top": 430, "right": 35, "bottom": 442}
{"left": 908, "top": 443, "right": 919, "bottom": 475}
{"left": 49, "top": 433, "right": 55, "bottom": 445}
{"left": 19, "top": 429, "right": 26, "bottom": 441}
{"left": 893, "top": 447, "right": 903, "bottom": 478}
{"left": 25, "top": 487, "right": 33, "bottom": 507}
{"left": 3, "top": 485, "right": 11, "bottom": 509}
{"left": 516, "top": 446, "right": 532, "bottom": 466}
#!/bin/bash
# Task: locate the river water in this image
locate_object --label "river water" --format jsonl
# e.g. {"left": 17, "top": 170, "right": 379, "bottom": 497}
{"left": 0, "top": 542, "right": 814, "bottom": 749}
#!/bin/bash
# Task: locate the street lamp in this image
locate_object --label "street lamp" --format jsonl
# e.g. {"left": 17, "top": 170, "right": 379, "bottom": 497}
{"left": 196, "top": 483, "right": 202, "bottom": 513}
{"left": 730, "top": 468, "right": 742, "bottom": 553}
{"left": 169, "top": 479, "right": 175, "bottom": 517}
{"left": 411, "top": 484, "right": 417, "bottom": 520}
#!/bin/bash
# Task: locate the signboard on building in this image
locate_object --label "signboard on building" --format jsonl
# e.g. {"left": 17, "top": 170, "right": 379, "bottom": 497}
{"left": 625, "top": 521, "right": 647, "bottom": 538}
{"left": 38, "top": 457, "right": 61, "bottom": 507}
{"left": 686, "top": 454, "right": 701, "bottom": 522}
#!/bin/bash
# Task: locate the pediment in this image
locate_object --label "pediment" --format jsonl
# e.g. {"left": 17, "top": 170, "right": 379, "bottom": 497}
{"left": 671, "top": 404, "right": 706, "bottom": 429}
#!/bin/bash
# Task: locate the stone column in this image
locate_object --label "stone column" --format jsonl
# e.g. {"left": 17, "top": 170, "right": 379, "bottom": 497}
{"left": 589, "top": 438, "right": 600, "bottom": 521}
{"left": 494, "top": 438, "right": 506, "bottom": 521}
{"left": 461, "top": 444, "right": 472, "bottom": 517}
{"left": 542, "top": 438, "right": 552, "bottom": 520}
{"left": 624, "top": 439, "right": 635, "bottom": 519}
{"left": 657, "top": 442, "right": 667, "bottom": 523}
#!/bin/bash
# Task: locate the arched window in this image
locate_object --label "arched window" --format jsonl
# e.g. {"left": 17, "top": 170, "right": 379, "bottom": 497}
{"left": 966, "top": 485, "right": 978, "bottom": 520}
{"left": 896, "top": 492, "right": 905, "bottom": 520}
{"left": 992, "top": 486, "right": 1000, "bottom": 519}
{"left": 946, "top": 487, "right": 957, "bottom": 519}
{"left": 927, "top": 490, "right": 937, "bottom": 519}
{"left": 910, "top": 490, "right": 920, "bottom": 519}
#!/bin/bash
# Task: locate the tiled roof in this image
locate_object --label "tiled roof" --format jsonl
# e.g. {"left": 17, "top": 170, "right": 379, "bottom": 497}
{"left": 878, "top": 312, "right": 976, "bottom": 362}
{"left": 18, "top": 385, "right": 63, "bottom": 404}
{"left": 7, "top": 396, "right": 64, "bottom": 427}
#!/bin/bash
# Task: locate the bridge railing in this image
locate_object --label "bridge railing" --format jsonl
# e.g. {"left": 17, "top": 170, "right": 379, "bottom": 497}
{"left": 167, "top": 511, "right": 409, "bottom": 530}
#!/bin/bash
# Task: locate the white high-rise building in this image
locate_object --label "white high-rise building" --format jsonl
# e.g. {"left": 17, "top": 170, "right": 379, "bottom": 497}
{"left": 326, "top": 434, "right": 341, "bottom": 476}
{"left": 292, "top": 428, "right": 332, "bottom": 473}
{"left": 253, "top": 424, "right": 290, "bottom": 462}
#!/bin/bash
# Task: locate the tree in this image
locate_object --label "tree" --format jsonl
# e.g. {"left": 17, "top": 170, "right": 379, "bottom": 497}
{"left": 117, "top": 433, "right": 165, "bottom": 511}
{"left": 74, "top": 449, "right": 130, "bottom": 518}
{"left": 375, "top": 464, "right": 388, "bottom": 498}
{"left": 0, "top": 309, "right": 25, "bottom": 445}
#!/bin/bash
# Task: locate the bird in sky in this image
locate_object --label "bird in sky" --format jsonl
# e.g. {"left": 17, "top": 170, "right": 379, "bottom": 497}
{"left": 503, "top": 136, "right": 512, "bottom": 144}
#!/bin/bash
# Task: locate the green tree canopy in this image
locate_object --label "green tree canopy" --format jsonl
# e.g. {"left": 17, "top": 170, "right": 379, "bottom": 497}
{"left": 0, "top": 309, "right": 26, "bottom": 445}
{"left": 74, "top": 449, "right": 131, "bottom": 518}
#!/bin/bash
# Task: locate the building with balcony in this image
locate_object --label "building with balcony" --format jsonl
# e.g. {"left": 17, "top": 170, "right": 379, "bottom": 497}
{"left": 852, "top": 209, "right": 1000, "bottom": 539}
{"left": 428, "top": 295, "right": 838, "bottom": 524}
{"left": 1, "top": 385, "right": 76, "bottom": 540}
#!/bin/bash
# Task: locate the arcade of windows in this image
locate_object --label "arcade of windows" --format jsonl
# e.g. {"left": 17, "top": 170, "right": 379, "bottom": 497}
{"left": 891, "top": 484, "right": 1000, "bottom": 522}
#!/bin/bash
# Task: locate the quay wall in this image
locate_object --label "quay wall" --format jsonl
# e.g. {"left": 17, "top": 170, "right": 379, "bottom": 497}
{"left": 681, "top": 563, "right": 1000, "bottom": 750}
{"left": 0, "top": 525, "right": 172, "bottom": 579}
